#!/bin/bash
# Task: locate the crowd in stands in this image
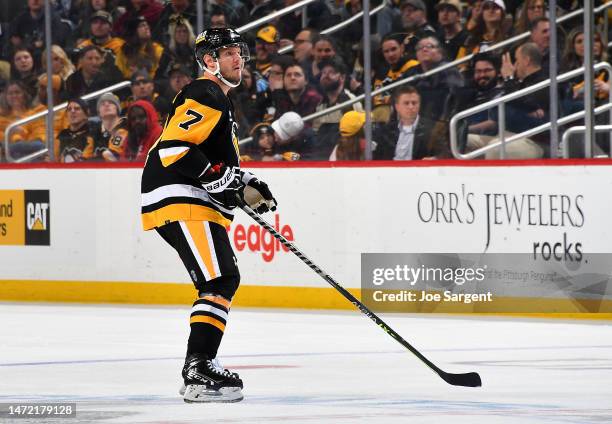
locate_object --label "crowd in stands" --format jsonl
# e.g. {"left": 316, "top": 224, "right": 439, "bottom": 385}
{"left": 0, "top": 0, "right": 608, "bottom": 162}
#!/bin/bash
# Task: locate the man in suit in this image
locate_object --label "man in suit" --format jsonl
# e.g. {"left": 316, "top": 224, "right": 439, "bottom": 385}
{"left": 373, "top": 85, "right": 444, "bottom": 160}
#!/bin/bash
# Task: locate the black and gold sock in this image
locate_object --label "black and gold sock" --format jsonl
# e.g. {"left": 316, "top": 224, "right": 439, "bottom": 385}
{"left": 187, "top": 294, "right": 231, "bottom": 358}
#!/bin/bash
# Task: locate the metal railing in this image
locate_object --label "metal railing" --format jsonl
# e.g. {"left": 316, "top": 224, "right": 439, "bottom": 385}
{"left": 562, "top": 125, "right": 612, "bottom": 158}
{"left": 278, "top": 0, "right": 388, "bottom": 55}
{"left": 449, "top": 62, "right": 612, "bottom": 159}
{"left": 238, "top": 62, "right": 415, "bottom": 145}
{"left": 236, "top": 0, "right": 316, "bottom": 34}
{"left": 4, "top": 81, "right": 131, "bottom": 163}
{"left": 241, "top": 1, "right": 612, "bottom": 146}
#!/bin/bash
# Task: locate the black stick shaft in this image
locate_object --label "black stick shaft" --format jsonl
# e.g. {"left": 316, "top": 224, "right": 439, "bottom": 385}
{"left": 238, "top": 202, "right": 482, "bottom": 387}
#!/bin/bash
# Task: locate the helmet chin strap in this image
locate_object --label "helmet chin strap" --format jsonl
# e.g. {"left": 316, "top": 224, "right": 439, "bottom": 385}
{"left": 201, "top": 59, "right": 242, "bottom": 88}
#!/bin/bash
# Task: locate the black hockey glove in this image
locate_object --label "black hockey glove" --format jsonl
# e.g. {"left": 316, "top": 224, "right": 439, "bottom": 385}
{"left": 240, "top": 170, "right": 277, "bottom": 214}
{"left": 200, "top": 164, "right": 244, "bottom": 210}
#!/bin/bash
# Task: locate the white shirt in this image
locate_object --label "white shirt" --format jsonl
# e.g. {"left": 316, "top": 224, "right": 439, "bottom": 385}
{"left": 393, "top": 116, "right": 419, "bottom": 161}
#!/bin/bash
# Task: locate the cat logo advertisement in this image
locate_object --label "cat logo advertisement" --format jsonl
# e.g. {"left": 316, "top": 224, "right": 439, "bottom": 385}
{"left": 0, "top": 190, "right": 50, "bottom": 246}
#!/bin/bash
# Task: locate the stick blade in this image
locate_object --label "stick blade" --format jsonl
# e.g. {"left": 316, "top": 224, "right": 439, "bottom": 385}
{"left": 439, "top": 371, "right": 482, "bottom": 387}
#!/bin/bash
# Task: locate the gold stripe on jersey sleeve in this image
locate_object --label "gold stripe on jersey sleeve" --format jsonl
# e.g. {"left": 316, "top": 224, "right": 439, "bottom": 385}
{"left": 141, "top": 203, "right": 231, "bottom": 230}
{"left": 159, "top": 146, "right": 190, "bottom": 167}
{"left": 161, "top": 98, "right": 223, "bottom": 145}
{"left": 189, "top": 315, "right": 226, "bottom": 331}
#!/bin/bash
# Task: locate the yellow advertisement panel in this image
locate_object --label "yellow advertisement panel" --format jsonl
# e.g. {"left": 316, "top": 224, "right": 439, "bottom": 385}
{"left": 0, "top": 190, "right": 25, "bottom": 245}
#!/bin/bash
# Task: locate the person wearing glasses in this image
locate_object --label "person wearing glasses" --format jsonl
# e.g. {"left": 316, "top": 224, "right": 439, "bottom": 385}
{"left": 405, "top": 36, "right": 464, "bottom": 122}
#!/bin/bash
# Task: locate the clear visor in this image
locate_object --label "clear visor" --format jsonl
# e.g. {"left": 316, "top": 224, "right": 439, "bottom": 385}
{"left": 220, "top": 42, "right": 250, "bottom": 63}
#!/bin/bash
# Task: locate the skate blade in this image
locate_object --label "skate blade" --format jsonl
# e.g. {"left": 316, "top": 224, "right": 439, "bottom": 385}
{"left": 183, "top": 384, "right": 243, "bottom": 403}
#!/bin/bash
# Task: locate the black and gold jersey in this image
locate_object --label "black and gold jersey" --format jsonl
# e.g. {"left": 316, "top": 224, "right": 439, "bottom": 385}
{"left": 141, "top": 78, "right": 241, "bottom": 231}
{"left": 57, "top": 123, "right": 97, "bottom": 162}
{"left": 373, "top": 58, "right": 419, "bottom": 107}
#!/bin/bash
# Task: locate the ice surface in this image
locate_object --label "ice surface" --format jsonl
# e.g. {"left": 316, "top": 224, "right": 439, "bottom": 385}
{"left": 1, "top": 303, "right": 611, "bottom": 423}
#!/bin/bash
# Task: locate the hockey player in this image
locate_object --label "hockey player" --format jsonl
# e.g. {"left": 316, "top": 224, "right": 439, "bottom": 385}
{"left": 140, "top": 28, "right": 277, "bottom": 403}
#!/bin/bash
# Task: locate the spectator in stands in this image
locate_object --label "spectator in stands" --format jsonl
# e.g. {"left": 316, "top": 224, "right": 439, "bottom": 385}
{"left": 312, "top": 57, "right": 363, "bottom": 160}
{"left": 457, "top": 53, "right": 505, "bottom": 153}
{"left": 373, "top": 34, "right": 419, "bottom": 122}
{"left": 373, "top": 85, "right": 440, "bottom": 160}
{"left": 495, "top": 42, "right": 547, "bottom": 158}
{"left": 124, "top": 70, "right": 170, "bottom": 123}
{"left": 243, "top": 119, "right": 303, "bottom": 161}
{"left": 40, "top": 45, "right": 76, "bottom": 82}
{"left": 121, "top": 99, "right": 162, "bottom": 161}
{"left": 292, "top": 28, "right": 317, "bottom": 66}
{"left": 348, "top": 38, "right": 380, "bottom": 96}
{"left": 458, "top": 0, "right": 512, "bottom": 60}
{"left": 337, "top": 0, "right": 379, "bottom": 55}
{"left": 331, "top": 110, "right": 365, "bottom": 161}
{"left": 268, "top": 111, "right": 310, "bottom": 159}
{"left": 96, "top": 92, "right": 127, "bottom": 161}
{"left": 209, "top": 8, "right": 229, "bottom": 28}
{"left": 38, "top": 74, "right": 69, "bottom": 144}
{"left": 0, "top": 80, "right": 46, "bottom": 161}
{"left": 153, "top": 0, "right": 197, "bottom": 45}
{"left": 77, "top": 10, "right": 125, "bottom": 57}
{"left": 405, "top": 36, "right": 464, "bottom": 121}
{"left": 529, "top": 17, "right": 554, "bottom": 71}
{"left": 78, "top": 0, "right": 118, "bottom": 39}
{"left": 157, "top": 17, "right": 197, "bottom": 80}
{"left": 268, "top": 55, "right": 293, "bottom": 91}
{"left": 10, "top": 48, "right": 39, "bottom": 98}
{"left": 65, "top": 45, "right": 123, "bottom": 110}
{"left": 231, "top": 63, "right": 270, "bottom": 131}
{"left": 250, "top": 55, "right": 293, "bottom": 122}
{"left": 8, "top": 0, "right": 69, "bottom": 58}
{"left": 116, "top": 16, "right": 169, "bottom": 80}
{"left": 501, "top": 42, "right": 548, "bottom": 126}
{"left": 436, "top": 0, "right": 468, "bottom": 62}
{"left": 514, "top": 0, "right": 546, "bottom": 34}
{"left": 399, "top": 0, "right": 437, "bottom": 60}
{"left": 166, "top": 62, "right": 193, "bottom": 98}
{"left": 561, "top": 27, "right": 609, "bottom": 115}
{"left": 376, "top": 0, "right": 402, "bottom": 40}
{"left": 249, "top": 0, "right": 279, "bottom": 21}
{"left": 465, "top": 0, "right": 483, "bottom": 32}
{"left": 309, "top": 35, "right": 339, "bottom": 86}
{"left": 255, "top": 25, "right": 281, "bottom": 78}
{"left": 272, "top": 61, "right": 322, "bottom": 121}
{"left": 56, "top": 98, "right": 99, "bottom": 162}
{"left": 53, "top": 0, "right": 83, "bottom": 29}
{"left": 276, "top": 0, "right": 336, "bottom": 41}
{"left": 114, "top": 0, "right": 163, "bottom": 38}
{"left": 464, "top": 53, "right": 503, "bottom": 137}
{"left": 246, "top": 123, "right": 278, "bottom": 161}
{"left": 208, "top": 0, "right": 248, "bottom": 27}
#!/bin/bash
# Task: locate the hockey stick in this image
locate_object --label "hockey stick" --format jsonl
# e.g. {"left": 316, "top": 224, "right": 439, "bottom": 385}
{"left": 237, "top": 201, "right": 482, "bottom": 388}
